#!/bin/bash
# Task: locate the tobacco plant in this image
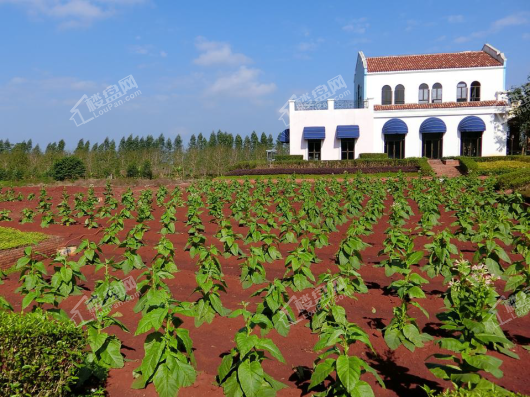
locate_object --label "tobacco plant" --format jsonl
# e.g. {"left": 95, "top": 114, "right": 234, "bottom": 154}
{"left": 217, "top": 303, "right": 287, "bottom": 396}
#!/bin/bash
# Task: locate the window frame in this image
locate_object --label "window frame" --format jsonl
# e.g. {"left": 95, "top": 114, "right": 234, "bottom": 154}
{"left": 457, "top": 82, "right": 468, "bottom": 102}
{"left": 394, "top": 84, "right": 405, "bottom": 105}
{"left": 382, "top": 85, "right": 392, "bottom": 105}
{"left": 432, "top": 83, "right": 443, "bottom": 103}
{"left": 470, "top": 81, "right": 481, "bottom": 102}
{"left": 384, "top": 134, "right": 406, "bottom": 159}
{"left": 341, "top": 138, "right": 356, "bottom": 160}
{"left": 307, "top": 139, "right": 322, "bottom": 161}
{"left": 418, "top": 83, "right": 429, "bottom": 104}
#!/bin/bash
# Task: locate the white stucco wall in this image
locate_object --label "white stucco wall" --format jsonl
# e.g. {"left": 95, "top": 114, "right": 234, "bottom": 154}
{"left": 366, "top": 66, "right": 505, "bottom": 105}
{"left": 289, "top": 99, "right": 374, "bottom": 160}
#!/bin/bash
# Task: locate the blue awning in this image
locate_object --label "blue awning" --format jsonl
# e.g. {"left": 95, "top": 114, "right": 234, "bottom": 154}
{"left": 458, "top": 116, "right": 486, "bottom": 132}
{"left": 382, "top": 119, "right": 408, "bottom": 135}
{"left": 279, "top": 129, "right": 290, "bottom": 144}
{"left": 420, "top": 117, "right": 447, "bottom": 134}
{"left": 303, "top": 126, "right": 325, "bottom": 140}
{"left": 336, "top": 125, "right": 360, "bottom": 139}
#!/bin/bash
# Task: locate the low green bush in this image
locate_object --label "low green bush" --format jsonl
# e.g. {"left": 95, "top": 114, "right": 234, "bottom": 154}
{"left": 495, "top": 168, "right": 530, "bottom": 190}
{"left": 51, "top": 156, "right": 86, "bottom": 181}
{"left": 457, "top": 157, "right": 479, "bottom": 174}
{"left": 430, "top": 388, "right": 528, "bottom": 397}
{"left": 274, "top": 154, "right": 303, "bottom": 161}
{"left": 0, "top": 310, "right": 88, "bottom": 396}
{"left": 477, "top": 160, "right": 529, "bottom": 175}
{"left": 359, "top": 153, "right": 389, "bottom": 159}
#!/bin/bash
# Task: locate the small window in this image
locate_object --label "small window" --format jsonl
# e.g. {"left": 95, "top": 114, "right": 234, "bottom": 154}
{"left": 470, "top": 81, "right": 481, "bottom": 101}
{"left": 394, "top": 84, "right": 405, "bottom": 105}
{"left": 357, "top": 84, "right": 362, "bottom": 108}
{"left": 432, "top": 83, "right": 442, "bottom": 103}
{"left": 308, "top": 140, "right": 321, "bottom": 160}
{"left": 457, "top": 82, "right": 467, "bottom": 102}
{"left": 382, "top": 85, "right": 392, "bottom": 105}
{"left": 419, "top": 83, "right": 429, "bottom": 104}
{"left": 341, "top": 138, "right": 356, "bottom": 160}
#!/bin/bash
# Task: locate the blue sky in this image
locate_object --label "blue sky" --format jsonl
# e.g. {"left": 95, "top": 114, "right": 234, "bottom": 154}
{"left": 0, "top": 0, "right": 529, "bottom": 147}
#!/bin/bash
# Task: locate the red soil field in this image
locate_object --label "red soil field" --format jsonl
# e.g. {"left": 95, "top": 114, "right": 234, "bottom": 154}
{"left": 0, "top": 184, "right": 528, "bottom": 397}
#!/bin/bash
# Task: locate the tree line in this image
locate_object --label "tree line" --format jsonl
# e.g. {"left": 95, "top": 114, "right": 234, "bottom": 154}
{"left": 0, "top": 130, "right": 287, "bottom": 181}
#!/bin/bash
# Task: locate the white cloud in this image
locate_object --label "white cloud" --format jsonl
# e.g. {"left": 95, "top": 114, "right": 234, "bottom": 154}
{"left": 160, "top": 50, "right": 167, "bottom": 58}
{"left": 342, "top": 17, "right": 369, "bottom": 34}
{"left": 209, "top": 66, "right": 276, "bottom": 98}
{"left": 454, "top": 12, "right": 530, "bottom": 43}
{"left": 193, "top": 36, "right": 252, "bottom": 67}
{"left": 447, "top": 15, "right": 465, "bottom": 23}
{"left": 523, "top": 33, "right": 530, "bottom": 40}
{"left": 0, "top": 0, "right": 147, "bottom": 28}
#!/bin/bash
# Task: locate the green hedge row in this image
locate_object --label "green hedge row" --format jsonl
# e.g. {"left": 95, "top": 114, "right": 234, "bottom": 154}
{"left": 0, "top": 310, "right": 88, "bottom": 396}
{"left": 456, "top": 156, "right": 530, "bottom": 175}
{"left": 274, "top": 155, "right": 303, "bottom": 161}
{"left": 228, "top": 157, "right": 434, "bottom": 176}
{"left": 495, "top": 168, "right": 530, "bottom": 190}
{"left": 359, "top": 153, "right": 389, "bottom": 159}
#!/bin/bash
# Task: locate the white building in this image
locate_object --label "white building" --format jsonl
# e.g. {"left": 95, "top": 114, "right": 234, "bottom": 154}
{"left": 281, "top": 44, "right": 510, "bottom": 160}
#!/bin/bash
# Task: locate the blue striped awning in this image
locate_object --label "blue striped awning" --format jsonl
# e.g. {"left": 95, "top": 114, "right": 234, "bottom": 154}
{"left": 279, "top": 129, "right": 290, "bottom": 144}
{"left": 303, "top": 126, "right": 325, "bottom": 139}
{"left": 458, "top": 116, "right": 486, "bottom": 133}
{"left": 420, "top": 117, "right": 447, "bottom": 134}
{"left": 382, "top": 119, "right": 408, "bottom": 135}
{"left": 336, "top": 125, "right": 360, "bottom": 139}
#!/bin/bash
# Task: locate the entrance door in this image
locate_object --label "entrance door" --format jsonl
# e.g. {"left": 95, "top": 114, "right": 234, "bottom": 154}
{"left": 422, "top": 133, "right": 443, "bottom": 159}
{"left": 384, "top": 134, "right": 405, "bottom": 159}
{"left": 460, "top": 131, "right": 482, "bottom": 157}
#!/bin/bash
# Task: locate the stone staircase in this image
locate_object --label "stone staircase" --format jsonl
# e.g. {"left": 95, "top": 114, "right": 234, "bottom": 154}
{"left": 428, "top": 159, "right": 463, "bottom": 178}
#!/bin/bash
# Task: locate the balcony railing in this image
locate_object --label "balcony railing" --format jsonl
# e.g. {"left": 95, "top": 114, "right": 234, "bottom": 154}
{"left": 334, "top": 100, "right": 355, "bottom": 109}
{"left": 294, "top": 101, "right": 328, "bottom": 111}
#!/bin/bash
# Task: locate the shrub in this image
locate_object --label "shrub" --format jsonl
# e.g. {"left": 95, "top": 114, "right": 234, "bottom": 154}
{"left": 495, "top": 168, "right": 530, "bottom": 190}
{"left": 429, "top": 389, "right": 529, "bottom": 397}
{"left": 275, "top": 154, "right": 303, "bottom": 161}
{"left": 126, "top": 164, "right": 139, "bottom": 178}
{"left": 359, "top": 153, "right": 389, "bottom": 159}
{"left": 140, "top": 160, "right": 153, "bottom": 179}
{"left": 51, "top": 157, "right": 86, "bottom": 181}
{"left": 476, "top": 161, "right": 529, "bottom": 175}
{"left": 457, "top": 157, "right": 479, "bottom": 174}
{"left": 0, "top": 310, "right": 87, "bottom": 396}
{"left": 0, "top": 226, "right": 48, "bottom": 250}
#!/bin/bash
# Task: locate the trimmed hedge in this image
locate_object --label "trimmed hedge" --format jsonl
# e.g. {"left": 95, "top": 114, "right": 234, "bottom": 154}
{"left": 359, "top": 153, "right": 389, "bottom": 159}
{"left": 227, "top": 165, "right": 420, "bottom": 176}
{"left": 0, "top": 310, "right": 88, "bottom": 396}
{"left": 495, "top": 168, "right": 530, "bottom": 190}
{"left": 274, "top": 155, "right": 303, "bottom": 161}
{"left": 457, "top": 156, "right": 530, "bottom": 175}
{"left": 228, "top": 157, "right": 434, "bottom": 176}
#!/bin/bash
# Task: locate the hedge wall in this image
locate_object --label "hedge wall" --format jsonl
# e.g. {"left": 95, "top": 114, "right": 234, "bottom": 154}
{"left": 0, "top": 310, "right": 88, "bottom": 396}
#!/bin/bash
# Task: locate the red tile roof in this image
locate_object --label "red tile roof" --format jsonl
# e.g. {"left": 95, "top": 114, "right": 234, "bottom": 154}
{"left": 366, "top": 51, "right": 503, "bottom": 73}
{"left": 374, "top": 100, "right": 508, "bottom": 111}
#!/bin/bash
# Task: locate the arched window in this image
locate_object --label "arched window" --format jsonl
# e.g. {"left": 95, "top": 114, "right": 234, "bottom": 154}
{"left": 382, "top": 85, "right": 392, "bottom": 105}
{"left": 470, "top": 81, "right": 481, "bottom": 101}
{"left": 432, "top": 83, "right": 442, "bottom": 103}
{"left": 457, "top": 82, "right": 467, "bottom": 102}
{"left": 394, "top": 84, "right": 405, "bottom": 105}
{"left": 419, "top": 83, "right": 429, "bottom": 104}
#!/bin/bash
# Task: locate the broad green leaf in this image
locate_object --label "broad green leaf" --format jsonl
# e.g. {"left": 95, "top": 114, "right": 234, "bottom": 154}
{"left": 308, "top": 359, "right": 335, "bottom": 390}
{"left": 238, "top": 360, "right": 264, "bottom": 397}
{"left": 336, "top": 355, "right": 360, "bottom": 393}
{"left": 153, "top": 362, "right": 180, "bottom": 397}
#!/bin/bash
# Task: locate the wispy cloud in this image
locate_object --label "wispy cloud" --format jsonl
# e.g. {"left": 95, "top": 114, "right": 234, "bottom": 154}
{"left": 447, "top": 15, "right": 465, "bottom": 23}
{"left": 0, "top": 0, "right": 147, "bottom": 29}
{"left": 455, "top": 12, "right": 530, "bottom": 43}
{"left": 342, "top": 17, "right": 369, "bottom": 34}
{"left": 209, "top": 66, "right": 276, "bottom": 99}
{"left": 193, "top": 36, "right": 252, "bottom": 67}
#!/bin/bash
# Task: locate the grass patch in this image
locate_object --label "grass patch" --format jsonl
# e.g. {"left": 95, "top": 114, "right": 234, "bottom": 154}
{"left": 0, "top": 227, "right": 48, "bottom": 250}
